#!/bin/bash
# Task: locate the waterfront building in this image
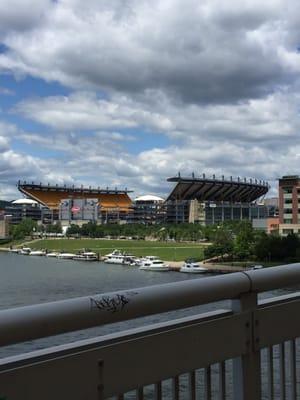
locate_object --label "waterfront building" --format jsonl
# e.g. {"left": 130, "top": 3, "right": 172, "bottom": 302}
{"left": 15, "top": 176, "right": 275, "bottom": 227}
{"left": 252, "top": 217, "right": 280, "bottom": 233}
{"left": 278, "top": 175, "right": 300, "bottom": 235}
{"left": 17, "top": 181, "right": 133, "bottom": 224}
{"left": 0, "top": 215, "right": 10, "bottom": 239}
{"left": 165, "top": 174, "right": 270, "bottom": 225}
{"left": 5, "top": 198, "right": 43, "bottom": 224}
{"left": 129, "top": 195, "right": 165, "bottom": 224}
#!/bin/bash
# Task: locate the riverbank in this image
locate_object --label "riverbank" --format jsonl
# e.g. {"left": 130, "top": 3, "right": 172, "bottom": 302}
{"left": 3, "top": 238, "right": 207, "bottom": 262}
{"left": 0, "top": 246, "right": 247, "bottom": 273}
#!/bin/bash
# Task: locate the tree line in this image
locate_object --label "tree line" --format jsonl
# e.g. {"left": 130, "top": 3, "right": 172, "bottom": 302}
{"left": 203, "top": 221, "right": 300, "bottom": 263}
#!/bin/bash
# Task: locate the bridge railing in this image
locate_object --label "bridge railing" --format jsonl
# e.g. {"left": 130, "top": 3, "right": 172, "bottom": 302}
{"left": 0, "top": 264, "right": 300, "bottom": 399}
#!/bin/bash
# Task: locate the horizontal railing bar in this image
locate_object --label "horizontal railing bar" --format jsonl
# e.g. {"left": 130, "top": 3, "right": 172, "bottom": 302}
{"left": 245, "top": 263, "right": 300, "bottom": 292}
{"left": 258, "top": 292, "right": 300, "bottom": 308}
{"left": 0, "top": 310, "right": 232, "bottom": 370}
{"left": 256, "top": 297, "right": 300, "bottom": 348}
{"left": 0, "top": 311, "right": 250, "bottom": 399}
{"left": 0, "top": 274, "right": 250, "bottom": 347}
{"left": 0, "top": 263, "right": 299, "bottom": 348}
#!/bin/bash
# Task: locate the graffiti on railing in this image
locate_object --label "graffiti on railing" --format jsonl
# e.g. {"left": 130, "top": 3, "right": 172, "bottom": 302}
{"left": 90, "top": 291, "right": 139, "bottom": 313}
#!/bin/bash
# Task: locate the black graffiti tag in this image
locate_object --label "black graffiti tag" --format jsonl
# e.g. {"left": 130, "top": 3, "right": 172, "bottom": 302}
{"left": 90, "top": 291, "right": 138, "bottom": 313}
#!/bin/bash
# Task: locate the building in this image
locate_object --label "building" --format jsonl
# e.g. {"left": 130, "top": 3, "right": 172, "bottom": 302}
{"left": 278, "top": 175, "right": 300, "bottom": 235}
{"left": 130, "top": 195, "right": 165, "bottom": 224}
{"left": 5, "top": 199, "right": 43, "bottom": 224}
{"left": 252, "top": 217, "right": 280, "bottom": 233}
{"left": 165, "top": 174, "right": 270, "bottom": 225}
{"left": 0, "top": 215, "right": 10, "bottom": 239}
{"left": 17, "top": 182, "right": 133, "bottom": 224}
{"left": 59, "top": 198, "right": 99, "bottom": 225}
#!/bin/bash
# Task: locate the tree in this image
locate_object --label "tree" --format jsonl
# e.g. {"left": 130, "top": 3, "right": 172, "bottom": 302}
{"left": 11, "top": 219, "right": 38, "bottom": 240}
{"left": 45, "top": 222, "right": 62, "bottom": 233}
{"left": 66, "top": 224, "right": 81, "bottom": 236}
{"left": 233, "top": 221, "right": 255, "bottom": 260}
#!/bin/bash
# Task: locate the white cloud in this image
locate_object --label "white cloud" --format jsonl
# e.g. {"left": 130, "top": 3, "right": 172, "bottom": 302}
{"left": 16, "top": 92, "right": 173, "bottom": 132}
{"left": 1, "top": 0, "right": 300, "bottom": 104}
{"left": 7, "top": 87, "right": 300, "bottom": 199}
{"left": 1, "top": 0, "right": 300, "bottom": 199}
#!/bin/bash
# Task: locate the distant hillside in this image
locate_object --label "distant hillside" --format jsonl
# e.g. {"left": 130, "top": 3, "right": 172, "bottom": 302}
{"left": 0, "top": 200, "right": 11, "bottom": 209}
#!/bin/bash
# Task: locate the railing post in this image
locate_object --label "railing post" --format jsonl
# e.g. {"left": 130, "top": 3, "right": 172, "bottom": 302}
{"left": 232, "top": 292, "right": 261, "bottom": 400}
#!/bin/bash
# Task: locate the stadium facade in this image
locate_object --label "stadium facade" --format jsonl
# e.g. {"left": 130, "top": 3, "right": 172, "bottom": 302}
{"left": 165, "top": 174, "right": 271, "bottom": 224}
{"left": 129, "top": 195, "right": 165, "bottom": 224}
{"left": 13, "top": 175, "right": 273, "bottom": 226}
{"left": 17, "top": 181, "right": 132, "bottom": 224}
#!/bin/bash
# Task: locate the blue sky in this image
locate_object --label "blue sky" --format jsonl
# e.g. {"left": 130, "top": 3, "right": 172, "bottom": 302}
{"left": 1, "top": 0, "right": 300, "bottom": 200}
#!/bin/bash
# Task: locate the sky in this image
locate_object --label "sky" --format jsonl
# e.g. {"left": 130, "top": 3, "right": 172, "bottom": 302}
{"left": 1, "top": 0, "right": 300, "bottom": 200}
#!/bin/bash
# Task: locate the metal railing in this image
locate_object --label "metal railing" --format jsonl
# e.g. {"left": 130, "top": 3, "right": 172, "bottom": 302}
{"left": 0, "top": 264, "right": 300, "bottom": 399}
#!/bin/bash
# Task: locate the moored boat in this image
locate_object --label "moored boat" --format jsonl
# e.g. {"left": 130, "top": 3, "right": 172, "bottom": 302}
{"left": 104, "top": 249, "right": 125, "bottom": 264}
{"left": 73, "top": 251, "right": 98, "bottom": 261}
{"left": 122, "top": 256, "right": 139, "bottom": 266}
{"left": 180, "top": 259, "right": 208, "bottom": 273}
{"left": 139, "top": 258, "right": 170, "bottom": 271}
{"left": 29, "top": 250, "right": 46, "bottom": 256}
{"left": 57, "top": 252, "right": 75, "bottom": 260}
{"left": 46, "top": 252, "right": 60, "bottom": 258}
{"left": 9, "top": 248, "right": 19, "bottom": 253}
{"left": 19, "top": 247, "right": 31, "bottom": 255}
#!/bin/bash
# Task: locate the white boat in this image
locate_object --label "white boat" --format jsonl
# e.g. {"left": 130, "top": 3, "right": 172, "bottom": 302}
{"left": 104, "top": 249, "right": 123, "bottom": 258}
{"left": 139, "top": 258, "right": 170, "bottom": 271}
{"left": 122, "top": 256, "right": 138, "bottom": 266}
{"left": 104, "top": 254, "right": 126, "bottom": 264}
{"left": 104, "top": 249, "right": 126, "bottom": 264}
{"left": 19, "top": 247, "right": 31, "bottom": 255}
{"left": 46, "top": 252, "right": 60, "bottom": 258}
{"left": 180, "top": 260, "right": 208, "bottom": 273}
{"left": 29, "top": 250, "right": 46, "bottom": 256}
{"left": 57, "top": 253, "right": 75, "bottom": 260}
{"left": 137, "top": 255, "right": 159, "bottom": 265}
{"left": 73, "top": 252, "right": 98, "bottom": 261}
{"left": 9, "top": 248, "right": 19, "bottom": 253}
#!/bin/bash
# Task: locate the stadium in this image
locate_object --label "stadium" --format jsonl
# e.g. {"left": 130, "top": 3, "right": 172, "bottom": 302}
{"left": 17, "top": 181, "right": 132, "bottom": 224}
{"left": 14, "top": 174, "right": 272, "bottom": 225}
{"left": 165, "top": 174, "right": 270, "bottom": 224}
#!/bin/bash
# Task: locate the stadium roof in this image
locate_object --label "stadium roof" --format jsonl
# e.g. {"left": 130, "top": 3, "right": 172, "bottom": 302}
{"left": 166, "top": 175, "right": 269, "bottom": 202}
{"left": 18, "top": 181, "right": 133, "bottom": 194}
{"left": 134, "top": 195, "right": 164, "bottom": 202}
{"left": 17, "top": 181, "right": 133, "bottom": 211}
{"left": 12, "top": 198, "right": 39, "bottom": 205}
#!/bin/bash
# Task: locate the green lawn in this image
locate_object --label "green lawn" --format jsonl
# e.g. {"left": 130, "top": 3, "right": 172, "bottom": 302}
{"left": 30, "top": 239, "right": 206, "bottom": 261}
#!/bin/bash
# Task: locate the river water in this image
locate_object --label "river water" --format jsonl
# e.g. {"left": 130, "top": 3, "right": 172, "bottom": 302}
{"left": 0, "top": 253, "right": 298, "bottom": 399}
